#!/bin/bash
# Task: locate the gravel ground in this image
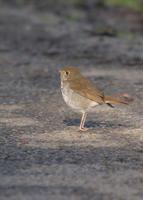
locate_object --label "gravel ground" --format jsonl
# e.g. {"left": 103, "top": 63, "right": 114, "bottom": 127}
{"left": 0, "top": 3, "right": 143, "bottom": 200}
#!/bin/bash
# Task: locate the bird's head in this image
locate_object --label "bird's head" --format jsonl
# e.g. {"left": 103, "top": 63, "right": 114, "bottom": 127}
{"left": 59, "top": 66, "right": 81, "bottom": 81}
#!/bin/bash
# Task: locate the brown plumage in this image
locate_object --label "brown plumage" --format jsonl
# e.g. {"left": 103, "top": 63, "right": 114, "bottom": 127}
{"left": 61, "top": 66, "right": 128, "bottom": 105}
{"left": 60, "top": 66, "right": 130, "bottom": 131}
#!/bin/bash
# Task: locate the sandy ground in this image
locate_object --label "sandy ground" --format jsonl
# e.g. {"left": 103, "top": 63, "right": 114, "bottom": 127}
{"left": 0, "top": 3, "right": 143, "bottom": 200}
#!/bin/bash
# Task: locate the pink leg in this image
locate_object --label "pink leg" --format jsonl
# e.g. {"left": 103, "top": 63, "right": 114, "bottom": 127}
{"left": 79, "top": 112, "right": 88, "bottom": 131}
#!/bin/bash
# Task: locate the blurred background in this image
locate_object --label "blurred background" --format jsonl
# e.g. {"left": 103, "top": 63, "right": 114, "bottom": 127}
{"left": 0, "top": 0, "right": 142, "bottom": 101}
{"left": 0, "top": 0, "right": 142, "bottom": 68}
{"left": 1, "top": 0, "right": 143, "bottom": 11}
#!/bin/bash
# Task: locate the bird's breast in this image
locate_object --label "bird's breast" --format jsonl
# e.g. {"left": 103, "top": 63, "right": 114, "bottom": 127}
{"left": 61, "top": 82, "right": 99, "bottom": 113}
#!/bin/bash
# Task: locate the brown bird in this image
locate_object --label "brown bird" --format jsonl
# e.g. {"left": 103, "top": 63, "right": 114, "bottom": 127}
{"left": 60, "top": 66, "right": 129, "bottom": 131}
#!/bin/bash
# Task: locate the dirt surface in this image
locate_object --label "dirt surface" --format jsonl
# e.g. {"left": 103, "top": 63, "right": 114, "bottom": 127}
{"left": 0, "top": 3, "right": 143, "bottom": 200}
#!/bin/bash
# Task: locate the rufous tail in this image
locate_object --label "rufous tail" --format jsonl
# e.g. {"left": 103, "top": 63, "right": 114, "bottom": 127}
{"left": 104, "top": 95, "right": 129, "bottom": 105}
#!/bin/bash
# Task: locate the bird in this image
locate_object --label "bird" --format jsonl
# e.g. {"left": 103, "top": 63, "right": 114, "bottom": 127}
{"left": 60, "top": 66, "right": 130, "bottom": 131}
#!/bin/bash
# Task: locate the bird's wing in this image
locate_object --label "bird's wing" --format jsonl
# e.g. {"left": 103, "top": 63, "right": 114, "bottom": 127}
{"left": 69, "top": 77, "right": 104, "bottom": 104}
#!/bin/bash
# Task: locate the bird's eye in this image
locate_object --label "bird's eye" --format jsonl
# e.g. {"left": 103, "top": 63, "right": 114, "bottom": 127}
{"left": 65, "top": 71, "right": 69, "bottom": 75}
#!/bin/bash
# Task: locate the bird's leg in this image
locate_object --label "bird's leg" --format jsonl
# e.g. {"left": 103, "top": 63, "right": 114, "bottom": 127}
{"left": 79, "top": 112, "right": 88, "bottom": 131}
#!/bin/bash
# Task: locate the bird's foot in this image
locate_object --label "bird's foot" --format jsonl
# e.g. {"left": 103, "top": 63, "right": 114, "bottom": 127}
{"left": 79, "top": 127, "right": 89, "bottom": 132}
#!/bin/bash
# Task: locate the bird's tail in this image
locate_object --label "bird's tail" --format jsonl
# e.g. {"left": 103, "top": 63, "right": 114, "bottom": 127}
{"left": 104, "top": 95, "right": 130, "bottom": 105}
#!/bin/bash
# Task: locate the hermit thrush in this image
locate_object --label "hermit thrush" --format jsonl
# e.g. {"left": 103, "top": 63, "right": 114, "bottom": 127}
{"left": 60, "top": 66, "right": 129, "bottom": 131}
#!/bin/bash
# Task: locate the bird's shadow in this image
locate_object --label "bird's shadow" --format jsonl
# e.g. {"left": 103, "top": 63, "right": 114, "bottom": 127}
{"left": 63, "top": 118, "right": 127, "bottom": 129}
